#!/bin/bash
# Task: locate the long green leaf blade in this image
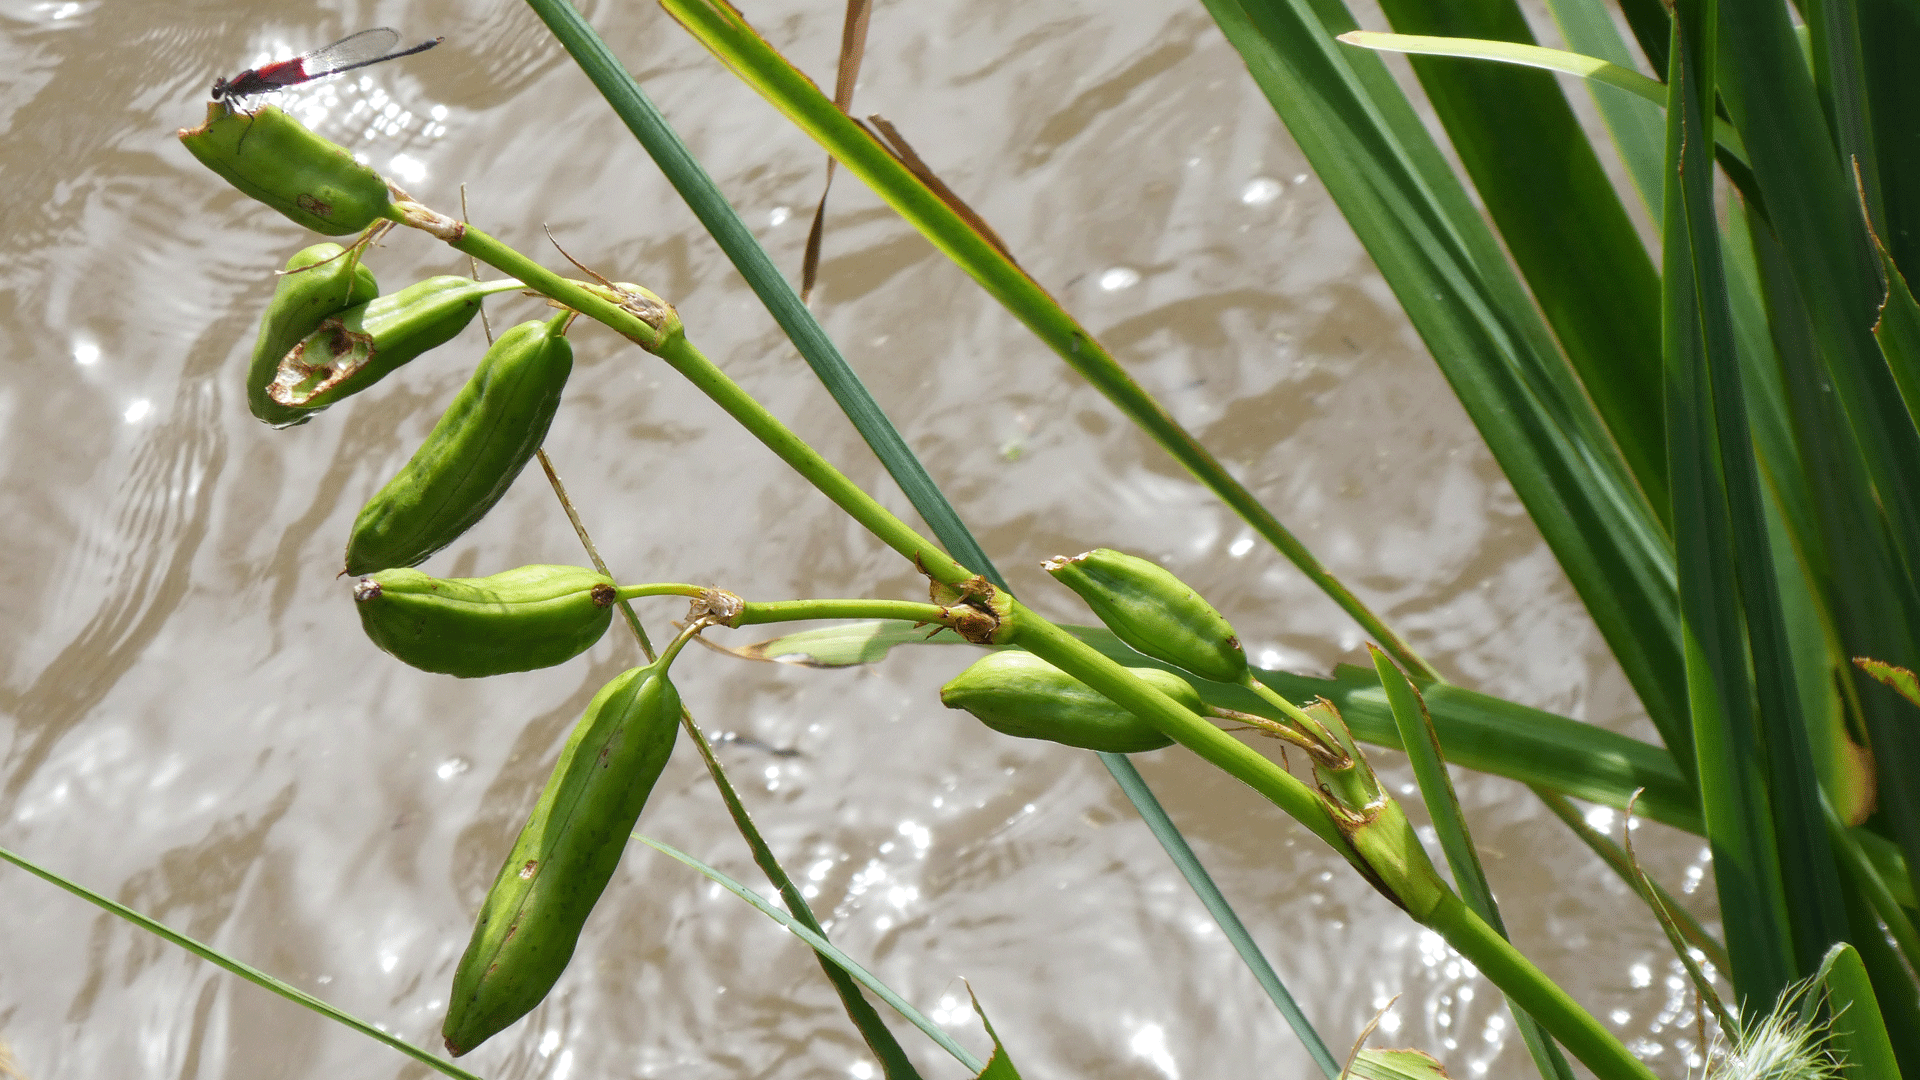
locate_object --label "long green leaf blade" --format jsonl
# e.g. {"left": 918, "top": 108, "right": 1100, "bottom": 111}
{"left": 1815, "top": 944, "right": 1901, "bottom": 1080}
{"left": 1714, "top": 0, "right": 1920, "bottom": 906}
{"left": 1662, "top": 0, "right": 1799, "bottom": 1006}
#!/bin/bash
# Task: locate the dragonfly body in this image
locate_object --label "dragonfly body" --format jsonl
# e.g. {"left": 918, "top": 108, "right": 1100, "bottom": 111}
{"left": 211, "top": 28, "right": 440, "bottom": 105}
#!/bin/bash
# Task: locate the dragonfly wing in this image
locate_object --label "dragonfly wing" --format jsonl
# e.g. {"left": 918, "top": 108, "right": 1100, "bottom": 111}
{"left": 302, "top": 27, "right": 401, "bottom": 76}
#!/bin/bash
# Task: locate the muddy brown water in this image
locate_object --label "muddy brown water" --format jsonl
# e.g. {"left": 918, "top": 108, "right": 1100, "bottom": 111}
{"left": 0, "top": 1, "right": 1715, "bottom": 1077}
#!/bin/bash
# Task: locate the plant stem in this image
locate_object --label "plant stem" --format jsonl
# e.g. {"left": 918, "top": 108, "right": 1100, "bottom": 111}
{"left": 734, "top": 599, "right": 950, "bottom": 626}
{"left": 612, "top": 582, "right": 709, "bottom": 602}
{"left": 1424, "top": 893, "right": 1659, "bottom": 1080}
{"left": 1242, "top": 674, "right": 1345, "bottom": 747}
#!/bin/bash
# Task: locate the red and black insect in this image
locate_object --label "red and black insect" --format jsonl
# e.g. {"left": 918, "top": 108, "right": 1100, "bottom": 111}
{"left": 211, "top": 28, "right": 441, "bottom": 106}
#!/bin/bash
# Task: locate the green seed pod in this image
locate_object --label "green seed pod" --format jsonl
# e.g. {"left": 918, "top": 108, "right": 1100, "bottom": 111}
{"left": 940, "top": 650, "right": 1196, "bottom": 753}
{"left": 443, "top": 661, "right": 681, "bottom": 1056}
{"left": 1043, "top": 549, "right": 1248, "bottom": 684}
{"left": 353, "top": 565, "right": 616, "bottom": 678}
{"left": 178, "top": 103, "right": 393, "bottom": 235}
{"left": 246, "top": 243, "right": 379, "bottom": 427}
{"left": 343, "top": 314, "right": 574, "bottom": 575}
{"left": 267, "top": 275, "right": 522, "bottom": 412}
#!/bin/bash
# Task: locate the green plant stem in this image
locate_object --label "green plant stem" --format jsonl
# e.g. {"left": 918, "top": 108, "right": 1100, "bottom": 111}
{"left": 612, "top": 582, "right": 708, "bottom": 602}
{"left": 734, "top": 599, "right": 950, "bottom": 626}
{"left": 1241, "top": 673, "right": 1345, "bottom": 748}
{"left": 1424, "top": 893, "right": 1660, "bottom": 1080}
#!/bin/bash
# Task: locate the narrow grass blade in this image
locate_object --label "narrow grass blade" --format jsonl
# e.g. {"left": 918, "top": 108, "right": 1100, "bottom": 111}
{"left": 635, "top": 835, "right": 985, "bottom": 1073}
{"left": 0, "top": 843, "right": 487, "bottom": 1080}
{"left": 1618, "top": 795, "right": 1739, "bottom": 1037}
{"left": 1336, "top": 31, "right": 1746, "bottom": 166}
{"left": 1337, "top": 32, "right": 1659, "bottom": 99}
{"left": 1370, "top": 648, "right": 1575, "bottom": 1080}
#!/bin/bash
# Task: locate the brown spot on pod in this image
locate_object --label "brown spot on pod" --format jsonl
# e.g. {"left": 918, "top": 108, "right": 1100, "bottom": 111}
{"left": 519, "top": 860, "right": 537, "bottom": 879}
{"left": 590, "top": 583, "right": 617, "bottom": 607}
{"left": 353, "top": 579, "right": 383, "bottom": 602}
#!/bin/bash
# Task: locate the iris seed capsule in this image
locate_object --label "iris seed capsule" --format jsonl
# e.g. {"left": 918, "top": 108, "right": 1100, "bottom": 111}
{"left": 940, "top": 650, "right": 1197, "bottom": 753}
{"left": 178, "top": 103, "right": 393, "bottom": 235}
{"left": 267, "top": 275, "right": 523, "bottom": 412}
{"left": 442, "top": 659, "right": 682, "bottom": 1055}
{"left": 345, "top": 313, "right": 574, "bottom": 575}
{"left": 246, "top": 243, "right": 378, "bottom": 427}
{"left": 353, "top": 564, "right": 617, "bottom": 677}
{"left": 1044, "top": 548, "right": 1248, "bottom": 684}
